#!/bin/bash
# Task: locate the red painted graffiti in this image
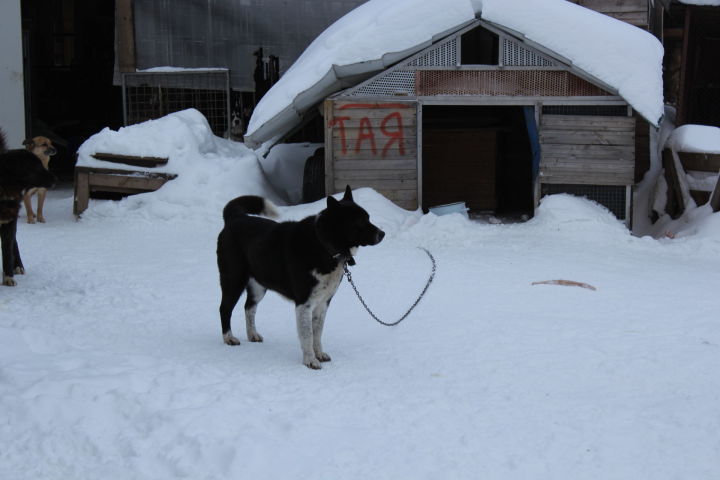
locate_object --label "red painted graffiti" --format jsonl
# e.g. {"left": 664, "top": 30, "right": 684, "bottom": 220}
{"left": 330, "top": 104, "right": 410, "bottom": 157}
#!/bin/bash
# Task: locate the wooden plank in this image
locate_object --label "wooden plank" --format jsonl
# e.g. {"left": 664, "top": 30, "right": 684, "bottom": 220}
{"left": 324, "top": 100, "right": 336, "bottom": 196}
{"left": 334, "top": 179, "right": 416, "bottom": 191}
{"left": 334, "top": 159, "right": 417, "bottom": 171}
{"left": 334, "top": 169, "right": 417, "bottom": 181}
{"left": 709, "top": 170, "right": 720, "bottom": 212}
{"left": 539, "top": 174, "right": 634, "bottom": 186}
{"left": 116, "top": 0, "right": 136, "bottom": 73}
{"left": 541, "top": 144, "right": 634, "bottom": 159}
{"left": 92, "top": 152, "right": 168, "bottom": 168}
{"left": 74, "top": 171, "right": 90, "bottom": 216}
{"left": 541, "top": 115, "right": 635, "bottom": 129}
{"left": 540, "top": 131, "right": 634, "bottom": 146}
{"left": 678, "top": 152, "right": 720, "bottom": 173}
{"left": 574, "top": 0, "right": 646, "bottom": 13}
{"left": 330, "top": 109, "right": 417, "bottom": 121}
{"left": 88, "top": 173, "right": 169, "bottom": 191}
{"left": 662, "top": 149, "right": 685, "bottom": 218}
{"left": 331, "top": 146, "right": 417, "bottom": 161}
{"left": 75, "top": 166, "right": 177, "bottom": 179}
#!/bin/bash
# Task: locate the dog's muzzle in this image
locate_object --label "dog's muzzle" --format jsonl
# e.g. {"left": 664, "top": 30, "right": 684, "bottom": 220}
{"left": 46, "top": 147, "right": 57, "bottom": 156}
{"left": 373, "top": 229, "right": 385, "bottom": 245}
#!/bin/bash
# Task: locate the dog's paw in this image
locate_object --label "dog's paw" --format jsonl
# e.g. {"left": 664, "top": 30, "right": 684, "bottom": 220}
{"left": 304, "top": 356, "right": 322, "bottom": 370}
{"left": 316, "top": 352, "right": 331, "bottom": 362}
{"left": 3, "top": 276, "right": 17, "bottom": 287}
{"left": 14, "top": 267, "right": 25, "bottom": 275}
{"left": 223, "top": 332, "right": 241, "bottom": 346}
{"left": 248, "top": 332, "right": 264, "bottom": 343}
{"left": 37, "top": 216, "right": 46, "bottom": 223}
{"left": 26, "top": 216, "right": 36, "bottom": 224}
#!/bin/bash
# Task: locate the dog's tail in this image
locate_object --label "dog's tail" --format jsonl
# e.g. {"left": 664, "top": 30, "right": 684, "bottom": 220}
{"left": 0, "top": 127, "right": 7, "bottom": 153}
{"left": 222, "top": 195, "right": 280, "bottom": 223}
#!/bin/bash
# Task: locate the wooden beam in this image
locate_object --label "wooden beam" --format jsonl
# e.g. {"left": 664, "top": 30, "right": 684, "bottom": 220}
{"left": 709, "top": 170, "right": 720, "bottom": 213}
{"left": 116, "top": 0, "right": 136, "bottom": 73}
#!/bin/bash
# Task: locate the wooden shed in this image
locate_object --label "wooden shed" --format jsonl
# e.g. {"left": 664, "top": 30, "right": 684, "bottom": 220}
{"left": 323, "top": 18, "right": 649, "bottom": 223}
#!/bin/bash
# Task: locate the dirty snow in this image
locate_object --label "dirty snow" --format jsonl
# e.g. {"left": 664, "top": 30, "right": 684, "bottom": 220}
{"left": 2, "top": 112, "right": 720, "bottom": 479}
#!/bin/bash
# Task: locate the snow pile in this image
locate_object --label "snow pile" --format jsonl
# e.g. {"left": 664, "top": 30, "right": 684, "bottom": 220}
{"left": 76, "top": 109, "right": 283, "bottom": 221}
{"left": 246, "top": 0, "right": 663, "bottom": 146}
{"left": 666, "top": 124, "right": 720, "bottom": 154}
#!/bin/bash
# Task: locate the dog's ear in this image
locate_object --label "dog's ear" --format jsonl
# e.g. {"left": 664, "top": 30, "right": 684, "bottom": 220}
{"left": 22, "top": 139, "right": 34, "bottom": 150}
{"left": 327, "top": 195, "right": 340, "bottom": 209}
{"left": 342, "top": 185, "right": 353, "bottom": 202}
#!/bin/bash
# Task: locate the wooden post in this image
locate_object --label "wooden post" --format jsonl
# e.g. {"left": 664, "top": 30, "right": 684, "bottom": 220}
{"left": 324, "top": 100, "right": 335, "bottom": 196}
{"left": 709, "top": 169, "right": 720, "bottom": 213}
{"left": 116, "top": 0, "right": 136, "bottom": 73}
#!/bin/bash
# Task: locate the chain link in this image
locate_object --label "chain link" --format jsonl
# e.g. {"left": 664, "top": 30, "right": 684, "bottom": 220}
{"left": 343, "top": 247, "right": 436, "bottom": 326}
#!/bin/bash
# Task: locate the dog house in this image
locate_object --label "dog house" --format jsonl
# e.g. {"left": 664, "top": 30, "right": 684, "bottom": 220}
{"left": 322, "top": 19, "right": 645, "bottom": 222}
{"left": 244, "top": 0, "right": 664, "bottom": 228}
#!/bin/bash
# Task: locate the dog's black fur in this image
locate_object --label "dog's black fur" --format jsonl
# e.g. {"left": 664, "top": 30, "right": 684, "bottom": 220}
{"left": 0, "top": 129, "right": 56, "bottom": 286}
{"left": 217, "top": 186, "right": 384, "bottom": 369}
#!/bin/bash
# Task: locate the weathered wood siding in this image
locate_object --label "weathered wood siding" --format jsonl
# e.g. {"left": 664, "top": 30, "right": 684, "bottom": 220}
{"left": 325, "top": 100, "right": 418, "bottom": 209}
{"left": 539, "top": 115, "right": 636, "bottom": 186}
{"left": 567, "top": 0, "right": 649, "bottom": 28}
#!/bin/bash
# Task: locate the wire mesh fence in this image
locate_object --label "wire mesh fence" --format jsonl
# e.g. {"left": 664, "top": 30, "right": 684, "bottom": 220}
{"left": 122, "top": 69, "right": 230, "bottom": 136}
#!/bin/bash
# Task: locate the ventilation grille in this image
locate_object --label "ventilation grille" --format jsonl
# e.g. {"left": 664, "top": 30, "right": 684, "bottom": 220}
{"left": 408, "top": 39, "right": 458, "bottom": 67}
{"left": 541, "top": 184, "right": 627, "bottom": 219}
{"left": 416, "top": 70, "right": 612, "bottom": 97}
{"left": 502, "top": 38, "right": 555, "bottom": 67}
{"left": 351, "top": 70, "right": 416, "bottom": 97}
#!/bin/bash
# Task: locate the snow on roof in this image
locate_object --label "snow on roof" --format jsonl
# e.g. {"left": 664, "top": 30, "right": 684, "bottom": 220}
{"left": 666, "top": 124, "right": 720, "bottom": 154}
{"left": 244, "top": 0, "right": 477, "bottom": 147}
{"left": 480, "top": 0, "right": 664, "bottom": 123}
{"left": 245, "top": 0, "right": 664, "bottom": 147}
{"left": 677, "top": 0, "right": 720, "bottom": 5}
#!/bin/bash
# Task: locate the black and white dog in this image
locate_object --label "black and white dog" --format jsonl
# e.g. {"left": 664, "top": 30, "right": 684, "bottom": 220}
{"left": 217, "top": 186, "right": 384, "bottom": 369}
{"left": 0, "top": 129, "right": 56, "bottom": 286}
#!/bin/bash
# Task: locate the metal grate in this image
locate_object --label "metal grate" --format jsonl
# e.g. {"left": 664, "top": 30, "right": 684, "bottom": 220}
{"left": 408, "top": 39, "right": 458, "bottom": 67}
{"left": 122, "top": 70, "right": 230, "bottom": 136}
{"left": 351, "top": 70, "right": 417, "bottom": 97}
{"left": 502, "top": 38, "right": 555, "bottom": 67}
{"left": 416, "top": 70, "right": 612, "bottom": 97}
{"left": 542, "top": 105, "right": 628, "bottom": 116}
{"left": 541, "top": 184, "right": 627, "bottom": 219}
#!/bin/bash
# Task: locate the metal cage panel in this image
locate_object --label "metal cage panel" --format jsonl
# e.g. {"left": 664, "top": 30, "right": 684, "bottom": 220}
{"left": 122, "top": 70, "right": 230, "bottom": 136}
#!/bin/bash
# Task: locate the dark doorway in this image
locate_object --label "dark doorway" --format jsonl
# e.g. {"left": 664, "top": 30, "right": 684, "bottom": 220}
{"left": 22, "top": 0, "right": 122, "bottom": 180}
{"left": 422, "top": 106, "right": 534, "bottom": 217}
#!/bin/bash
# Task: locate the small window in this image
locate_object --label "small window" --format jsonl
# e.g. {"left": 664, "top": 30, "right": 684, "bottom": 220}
{"left": 460, "top": 27, "right": 499, "bottom": 65}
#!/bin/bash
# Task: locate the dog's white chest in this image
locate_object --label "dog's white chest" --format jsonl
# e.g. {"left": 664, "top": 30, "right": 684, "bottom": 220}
{"left": 310, "top": 265, "right": 344, "bottom": 305}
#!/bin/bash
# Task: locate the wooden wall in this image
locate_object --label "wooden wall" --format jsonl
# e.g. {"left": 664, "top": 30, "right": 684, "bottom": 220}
{"left": 539, "top": 115, "right": 636, "bottom": 186}
{"left": 325, "top": 100, "right": 418, "bottom": 209}
{"left": 567, "top": 0, "right": 649, "bottom": 28}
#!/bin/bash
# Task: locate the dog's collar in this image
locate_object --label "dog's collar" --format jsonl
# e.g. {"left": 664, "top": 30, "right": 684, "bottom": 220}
{"left": 315, "top": 215, "right": 356, "bottom": 267}
{"left": 333, "top": 252, "right": 356, "bottom": 266}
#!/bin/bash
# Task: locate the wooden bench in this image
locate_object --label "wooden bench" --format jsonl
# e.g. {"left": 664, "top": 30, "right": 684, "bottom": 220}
{"left": 73, "top": 153, "right": 177, "bottom": 216}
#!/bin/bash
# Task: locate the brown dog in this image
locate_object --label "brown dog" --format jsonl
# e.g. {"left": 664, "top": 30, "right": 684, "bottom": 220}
{"left": 22, "top": 136, "right": 56, "bottom": 223}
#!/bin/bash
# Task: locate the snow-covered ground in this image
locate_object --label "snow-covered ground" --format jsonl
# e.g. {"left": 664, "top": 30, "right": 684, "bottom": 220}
{"left": 2, "top": 113, "right": 720, "bottom": 479}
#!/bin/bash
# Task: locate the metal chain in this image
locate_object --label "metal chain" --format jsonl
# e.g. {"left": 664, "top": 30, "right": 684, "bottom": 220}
{"left": 343, "top": 247, "right": 436, "bottom": 326}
